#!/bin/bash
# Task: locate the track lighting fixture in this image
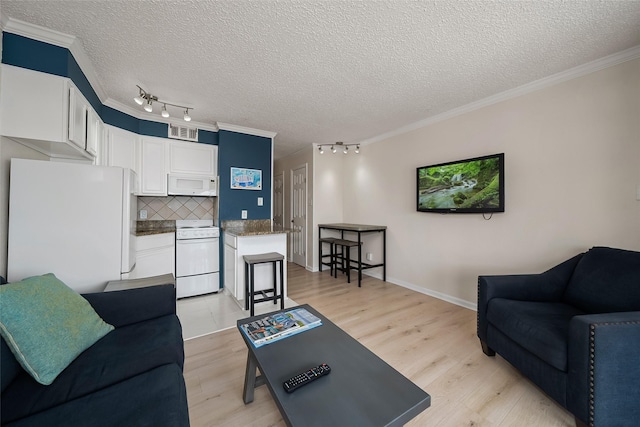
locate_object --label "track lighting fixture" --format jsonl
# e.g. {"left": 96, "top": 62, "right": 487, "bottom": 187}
{"left": 133, "top": 85, "right": 193, "bottom": 122}
{"left": 318, "top": 141, "right": 361, "bottom": 155}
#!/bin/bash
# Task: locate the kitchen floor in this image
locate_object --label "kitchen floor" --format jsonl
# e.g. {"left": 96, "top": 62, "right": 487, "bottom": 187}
{"left": 176, "top": 289, "right": 298, "bottom": 340}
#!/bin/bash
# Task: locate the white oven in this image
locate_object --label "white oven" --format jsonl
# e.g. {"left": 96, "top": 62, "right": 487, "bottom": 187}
{"left": 175, "top": 219, "right": 220, "bottom": 298}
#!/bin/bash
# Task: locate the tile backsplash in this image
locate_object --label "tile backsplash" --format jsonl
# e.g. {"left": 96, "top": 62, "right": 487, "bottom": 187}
{"left": 137, "top": 196, "right": 217, "bottom": 221}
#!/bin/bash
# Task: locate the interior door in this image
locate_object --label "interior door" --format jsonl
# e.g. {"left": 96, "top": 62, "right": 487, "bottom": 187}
{"left": 291, "top": 164, "right": 307, "bottom": 267}
{"left": 273, "top": 172, "right": 284, "bottom": 228}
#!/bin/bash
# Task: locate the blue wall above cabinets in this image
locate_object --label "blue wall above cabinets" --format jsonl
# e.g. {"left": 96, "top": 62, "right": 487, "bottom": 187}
{"left": 218, "top": 130, "right": 272, "bottom": 221}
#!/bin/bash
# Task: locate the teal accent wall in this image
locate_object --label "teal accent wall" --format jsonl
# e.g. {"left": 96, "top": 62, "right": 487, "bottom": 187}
{"left": 218, "top": 130, "right": 272, "bottom": 220}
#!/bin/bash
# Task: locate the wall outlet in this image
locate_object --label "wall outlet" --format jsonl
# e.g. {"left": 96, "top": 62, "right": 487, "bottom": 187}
{"left": 241, "top": 210, "right": 248, "bottom": 219}
{"left": 140, "top": 209, "right": 147, "bottom": 219}
{"left": 366, "top": 252, "right": 373, "bottom": 261}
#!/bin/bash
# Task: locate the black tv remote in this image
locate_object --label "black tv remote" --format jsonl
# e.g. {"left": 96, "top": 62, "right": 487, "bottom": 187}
{"left": 283, "top": 363, "right": 331, "bottom": 393}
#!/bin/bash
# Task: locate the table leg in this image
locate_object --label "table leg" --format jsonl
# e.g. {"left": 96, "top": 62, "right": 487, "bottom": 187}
{"left": 243, "top": 352, "right": 267, "bottom": 404}
{"left": 243, "top": 352, "right": 258, "bottom": 403}
{"left": 382, "top": 229, "right": 386, "bottom": 281}
{"left": 357, "top": 232, "right": 362, "bottom": 287}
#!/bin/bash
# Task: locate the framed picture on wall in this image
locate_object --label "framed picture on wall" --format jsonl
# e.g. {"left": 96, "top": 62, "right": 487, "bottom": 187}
{"left": 230, "top": 167, "right": 262, "bottom": 190}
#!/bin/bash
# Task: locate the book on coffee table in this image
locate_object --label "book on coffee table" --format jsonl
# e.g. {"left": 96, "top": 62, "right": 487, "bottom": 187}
{"left": 240, "top": 307, "right": 322, "bottom": 348}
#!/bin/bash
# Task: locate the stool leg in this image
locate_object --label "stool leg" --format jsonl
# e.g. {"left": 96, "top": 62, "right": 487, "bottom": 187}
{"left": 346, "top": 246, "right": 351, "bottom": 283}
{"left": 279, "top": 259, "right": 284, "bottom": 310}
{"left": 244, "top": 261, "right": 249, "bottom": 311}
{"left": 272, "top": 261, "right": 277, "bottom": 305}
{"left": 250, "top": 264, "right": 255, "bottom": 316}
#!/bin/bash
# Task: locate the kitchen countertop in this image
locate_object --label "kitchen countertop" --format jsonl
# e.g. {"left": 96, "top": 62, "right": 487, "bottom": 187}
{"left": 136, "top": 220, "right": 176, "bottom": 236}
{"left": 222, "top": 219, "right": 292, "bottom": 237}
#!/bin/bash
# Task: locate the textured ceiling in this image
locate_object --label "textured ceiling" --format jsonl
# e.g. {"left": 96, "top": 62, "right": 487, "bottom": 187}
{"left": 2, "top": 1, "right": 640, "bottom": 159}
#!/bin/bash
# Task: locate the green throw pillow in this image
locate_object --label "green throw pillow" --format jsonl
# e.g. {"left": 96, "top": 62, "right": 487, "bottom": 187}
{"left": 0, "top": 273, "right": 114, "bottom": 385}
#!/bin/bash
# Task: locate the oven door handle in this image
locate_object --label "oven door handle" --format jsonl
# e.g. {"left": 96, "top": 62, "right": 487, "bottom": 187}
{"left": 176, "top": 237, "right": 219, "bottom": 245}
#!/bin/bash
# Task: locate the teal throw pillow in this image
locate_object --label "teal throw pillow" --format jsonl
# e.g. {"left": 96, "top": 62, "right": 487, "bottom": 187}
{"left": 0, "top": 273, "right": 114, "bottom": 385}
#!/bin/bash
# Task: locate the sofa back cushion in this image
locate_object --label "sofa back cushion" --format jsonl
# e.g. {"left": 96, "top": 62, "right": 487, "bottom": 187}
{"left": 563, "top": 246, "right": 640, "bottom": 313}
{"left": 1, "top": 337, "right": 22, "bottom": 393}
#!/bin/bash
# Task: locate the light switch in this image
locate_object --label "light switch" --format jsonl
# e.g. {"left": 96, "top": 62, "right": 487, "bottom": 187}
{"left": 241, "top": 210, "right": 248, "bottom": 219}
{"left": 258, "top": 197, "right": 263, "bottom": 206}
{"left": 140, "top": 210, "right": 147, "bottom": 219}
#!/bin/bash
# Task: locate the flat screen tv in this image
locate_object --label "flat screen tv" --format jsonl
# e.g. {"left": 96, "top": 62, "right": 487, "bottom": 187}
{"left": 417, "top": 153, "right": 504, "bottom": 214}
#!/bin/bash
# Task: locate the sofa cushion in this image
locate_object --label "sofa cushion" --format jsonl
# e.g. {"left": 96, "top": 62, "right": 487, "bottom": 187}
{"left": 0, "top": 274, "right": 114, "bottom": 385}
{"left": 563, "top": 247, "right": 640, "bottom": 313}
{"left": 487, "top": 299, "right": 585, "bottom": 371}
{"left": 4, "top": 364, "right": 189, "bottom": 427}
{"left": 1, "top": 337, "right": 22, "bottom": 393}
{"left": 1, "top": 314, "right": 184, "bottom": 424}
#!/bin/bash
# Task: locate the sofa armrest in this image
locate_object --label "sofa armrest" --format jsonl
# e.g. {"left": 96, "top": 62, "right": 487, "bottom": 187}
{"left": 477, "top": 253, "right": 583, "bottom": 342}
{"left": 567, "top": 312, "right": 640, "bottom": 426}
{"left": 82, "top": 284, "right": 177, "bottom": 328}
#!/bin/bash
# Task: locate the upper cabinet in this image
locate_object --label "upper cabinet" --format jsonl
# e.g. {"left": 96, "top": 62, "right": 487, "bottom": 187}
{"left": 139, "top": 136, "right": 169, "bottom": 196}
{"left": 105, "top": 125, "right": 138, "bottom": 172}
{"left": 169, "top": 140, "right": 218, "bottom": 177}
{"left": 0, "top": 64, "right": 98, "bottom": 161}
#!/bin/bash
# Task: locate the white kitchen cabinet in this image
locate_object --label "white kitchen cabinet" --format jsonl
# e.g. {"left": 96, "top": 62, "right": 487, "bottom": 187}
{"left": 223, "top": 231, "right": 287, "bottom": 308}
{"left": 0, "top": 64, "right": 94, "bottom": 160}
{"left": 139, "top": 136, "right": 168, "bottom": 196}
{"left": 169, "top": 140, "right": 217, "bottom": 177}
{"left": 85, "top": 106, "right": 101, "bottom": 157}
{"left": 68, "top": 85, "right": 89, "bottom": 150}
{"left": 128, "top": 233, "right": 175, "bottom": 280}
{"left": 105, "top": 125, "right": 138, "bottom": 172}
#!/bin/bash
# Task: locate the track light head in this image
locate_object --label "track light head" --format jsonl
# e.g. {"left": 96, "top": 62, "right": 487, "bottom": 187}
{"left": 318, "top": 146, "right": 324, "bottom": 154}
{"left": 144, "top": 100, "right": 153, "bottom": 113}
{"left": 183, "top": 109, "right": 191, "bottom": 122}
{"left": 161, "top": 104, "right": 170, "bottom": 118}
{"left": 355, "top": 145, "right": 360, "bottom": 154}
{"left": 331, "top": 145, "right": 336, "bottom": 153}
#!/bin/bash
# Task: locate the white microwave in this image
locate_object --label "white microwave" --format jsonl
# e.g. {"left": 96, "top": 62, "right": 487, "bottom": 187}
{"left": 168, "top": 174, "right": 217, "bottom": 196}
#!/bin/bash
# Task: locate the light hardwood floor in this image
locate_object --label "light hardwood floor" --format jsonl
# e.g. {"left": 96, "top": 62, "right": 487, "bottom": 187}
{"left": 184, "top": 264, "right": 575, "bottom": 427}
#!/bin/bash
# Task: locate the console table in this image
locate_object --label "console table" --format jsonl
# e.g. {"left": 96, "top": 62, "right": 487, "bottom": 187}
{"left": 318, "top": 223, "right": 386, "bottom": 286}
{"left": 238, "top": 304, "right": 430, "bottom": 426}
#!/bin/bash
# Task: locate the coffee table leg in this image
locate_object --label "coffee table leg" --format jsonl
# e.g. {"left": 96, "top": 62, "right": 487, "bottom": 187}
{"left": 243, "top": 352, "right": 258, "bottom": 403}
{"left": 243, "top": 352, "right": 267, "bottom": 404}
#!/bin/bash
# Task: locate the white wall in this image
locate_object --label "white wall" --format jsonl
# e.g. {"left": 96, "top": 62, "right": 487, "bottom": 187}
{"left": 330, "top": 58, "right": 639, "bottom": 308}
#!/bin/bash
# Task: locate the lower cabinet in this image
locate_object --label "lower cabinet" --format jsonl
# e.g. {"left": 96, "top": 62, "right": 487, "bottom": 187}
{"left": 223, "top": 232, "right": 287, "bottom": 308}
{"left": 129, "top": 233, "right": 175, "bottom": 279}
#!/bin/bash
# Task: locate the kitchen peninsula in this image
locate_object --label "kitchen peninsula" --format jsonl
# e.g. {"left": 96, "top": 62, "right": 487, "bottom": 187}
{"left": 222, "top": 220, "right": 291, "bottom": 309}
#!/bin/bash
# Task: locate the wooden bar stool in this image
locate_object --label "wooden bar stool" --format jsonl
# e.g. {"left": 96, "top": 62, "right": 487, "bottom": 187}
{"left": 332, "top": 239, "right": 361, "bottom": 284}
{"left": 319, "top": 237, "right": 338, "bottom": 275}
{"left": 244, "top": 252, "right": 285, "bottom": 316}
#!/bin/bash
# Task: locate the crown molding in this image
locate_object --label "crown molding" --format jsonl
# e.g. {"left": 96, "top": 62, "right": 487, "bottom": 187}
{"left": 359, "top": 44, "right": 640, "bottom": 147}
{"left": 104, "top": 98, "right": 220, "bottom": 133}
{"left": 2, "top": 17, "right": 109, "bottom": 102}
{"left": 217, "top": 122, "right": 277, "bottom": 139}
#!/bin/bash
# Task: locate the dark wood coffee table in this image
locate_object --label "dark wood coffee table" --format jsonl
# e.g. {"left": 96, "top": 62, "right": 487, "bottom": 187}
{"left": 238, "top": 304, "right": 431, "bottom": 426}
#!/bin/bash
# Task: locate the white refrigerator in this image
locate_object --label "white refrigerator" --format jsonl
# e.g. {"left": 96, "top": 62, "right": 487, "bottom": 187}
{"left": 7, "top": 158, "right": 137, "bottom": 293}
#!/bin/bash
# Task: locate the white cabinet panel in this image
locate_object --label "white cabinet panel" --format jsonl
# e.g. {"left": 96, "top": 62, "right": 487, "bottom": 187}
{"left": 0, "top": 64, "right": 92, "bottom": 160}
{"left": 106, "top": 125, "right": 138, "bottom": 172}
{"left": 139, "top": 137, "right": 168, "bottom": 196}
{"left": 128, "top": 233, "right": 175, "bottom": 279}
{"left": 86, "top": 107, "right": 100, "bottom": 157}
{"left": 68, "top": 85, "right": 88, "bottom": 150}
{"left": 169, "top": 141, "right": 217, "bottom": 177}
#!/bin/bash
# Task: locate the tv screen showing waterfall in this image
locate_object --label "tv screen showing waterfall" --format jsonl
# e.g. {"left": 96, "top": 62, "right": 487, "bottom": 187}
{"left": 416, "top": 153, "right": 505, "bottom": 213}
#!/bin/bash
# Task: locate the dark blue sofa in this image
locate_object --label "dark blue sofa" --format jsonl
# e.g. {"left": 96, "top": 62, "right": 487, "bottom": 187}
{"left": 1, "top": 284, "right": 189, "bottom": 427}
{"left": 478, "top": 246, "right": 640, "bottom": 427}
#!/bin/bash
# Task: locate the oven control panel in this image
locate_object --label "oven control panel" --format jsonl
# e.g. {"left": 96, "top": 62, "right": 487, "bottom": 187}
{"left": 176, "top": 227, "right": 220, "bottom": 240}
